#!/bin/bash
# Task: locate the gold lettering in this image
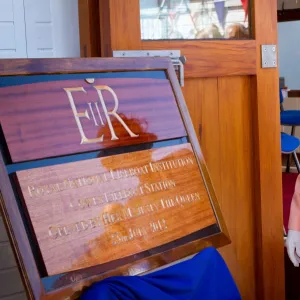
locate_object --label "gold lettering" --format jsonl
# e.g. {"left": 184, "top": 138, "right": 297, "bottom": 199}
{"left": 110, "top": 226, "right": 148, "bottom": 246}
{"left": 94, "top": 85, "right": 139, "bottom": 140}
{"left": 58, "top": 226, "right": 69, "bottom": 237}
{"left": 94, "top": 101, "right": 105, "bottom": 125}
{"left": 75, "top": 222, "right": 82, "bottom": 232}
{"left": 88, "top": 102, "right": 99, "bottom": 126}
{"left": 111, "top": 232, "right": 122, "bottom": 245}
{"left": 137, "top": 206, "right": 145, "bottom": 216}
{"left": 88, "top": 217, "right": 98, "bottom": 228}
{"left": 48, "top": 191, "right": 201, "bottom": 240}
{"left": 126, "top": 207, "right": 133, "bottom": 218}
{"left": 64, "top": 87, "right": 104, "bottom": 144}
{"left": 149, "top": 156, "right": 194, "bottom": 173}
{"left": 149, "top": 219, "right": 167, "bottom": 233}
{"left": 80, "top": 221, "right": 89, "bottom": 231}
{"left": 48, "top": 226, "right": 58, "bottom": 239}
{"left": 28, "top": 185, "right": 35, "bottom": 197}
{"left": 102, "top": 212, "right": 112, "bottom": 225}
{"left": 165, "top": 198, "right": 175, "bottom": 208}
{"left": 141, "top": 180, "right": 176, "bottom": 194}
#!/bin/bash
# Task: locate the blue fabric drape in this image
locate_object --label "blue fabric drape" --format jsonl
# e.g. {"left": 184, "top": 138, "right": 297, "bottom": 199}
{"left": 81, "top": 247, "right": 241, "bottom": 300}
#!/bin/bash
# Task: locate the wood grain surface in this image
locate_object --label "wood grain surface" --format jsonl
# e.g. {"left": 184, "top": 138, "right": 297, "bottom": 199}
{"left": 92, "top": 0, "right": 285, "bottom": 298}
{"left": 253, "top": 0, "right": 285, "bottom": 297}
{"left": 0, "top": 77, "right": 186, "bottom": 162}
{"left": 78, "top": 0, "right": 101, "bottom": 57}
{"left": 217, "top": 76, "right": 256, "bottom": 299}
{"left": 16, "top": 143, "right": 216, "bottom": 276}
{"left": 100, "top": 0, "right": 142, "bottom": 56}
{"left": 183, "top": 77, "right": 256, "bottom": 299}
{"left": 0, "top": 58, "right": 229, "bottom": 299}
{"left": 142, "top": 40, "right": 257, "bottom": 78}
{"left": 0, "top": 57, "right": 171, "bottom": 76}
{"left": 98, "top": 1, "right": 256, "bottom": 78}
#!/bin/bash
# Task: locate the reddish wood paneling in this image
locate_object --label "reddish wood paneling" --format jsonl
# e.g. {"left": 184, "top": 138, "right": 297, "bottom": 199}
{"left": 78, "top": 0, "right": 101, "bottom": 57}
{"left": 183, "top": 77, "right": 256, "bottom": 299}
{"left": 142, "top": 40, "right": 257, "bottom": 78}
{"left": 0, "top": 57, "right": 170, "bottom": 76}
{"left": 217, "top": 76, "right": 256, "bottom": 299}
{"left": 0, "top": 77, "right": 186, "bottom": 162}
{"left": 100, "top": 0, "right": 141, "bottom": 56}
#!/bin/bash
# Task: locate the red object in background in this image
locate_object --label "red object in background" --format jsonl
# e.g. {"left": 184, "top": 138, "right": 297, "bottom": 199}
{"left": 241, "top": 0, "right": 248, "bottom": 19}
{"left": 282, "top": 173, "right": 298, "bottom": 231}
{"left": 282, "top": 172, "right": 300, "bottom": 300}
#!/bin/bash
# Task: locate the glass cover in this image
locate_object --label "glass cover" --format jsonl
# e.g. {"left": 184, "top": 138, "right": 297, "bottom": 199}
{"left": 140, "top": 0, "right": 250, "bottom": 40}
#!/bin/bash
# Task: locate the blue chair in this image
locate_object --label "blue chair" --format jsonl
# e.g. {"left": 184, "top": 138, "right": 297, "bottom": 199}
{"left": 280, "top": 88, "right": 300, "bottom": 172}
{"left": 281, "top": 132, "right": 300, "bottom": 173}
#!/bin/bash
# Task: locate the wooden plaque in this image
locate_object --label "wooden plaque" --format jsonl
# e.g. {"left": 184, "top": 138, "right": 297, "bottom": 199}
{"left": 0, "top": 58, "right": 229, "bottom": 300}
{"left": 0, "top": 77, "right": 186, "bottom": 162}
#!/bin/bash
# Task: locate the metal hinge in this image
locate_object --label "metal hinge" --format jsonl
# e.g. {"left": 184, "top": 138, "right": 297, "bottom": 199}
{"left": 261, "top": 45, "right": 277, "bottom": 68}
{"left": 113, "top": 50, "right": 186, "bottom": 87}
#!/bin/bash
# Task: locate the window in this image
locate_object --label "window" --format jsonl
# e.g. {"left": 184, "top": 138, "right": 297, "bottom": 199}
{"left": 140, "top": 0, "right": 250, "bottom": 40}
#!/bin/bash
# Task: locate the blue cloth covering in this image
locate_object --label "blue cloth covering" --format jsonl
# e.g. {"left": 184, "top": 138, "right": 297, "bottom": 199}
{"left": 81, "top": 247, "right": 241, "bottom": 300}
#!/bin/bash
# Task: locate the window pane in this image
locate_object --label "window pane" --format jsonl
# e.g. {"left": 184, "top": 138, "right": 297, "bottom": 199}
{"left": 140, "top": 0, "right": 250, "bottom": 40}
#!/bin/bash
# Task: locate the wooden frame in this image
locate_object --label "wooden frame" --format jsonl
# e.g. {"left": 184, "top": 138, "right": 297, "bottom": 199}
{"left": 141, "top": 40, "right": 257, "bottom": 78}
{"left": 98, "top": 1, "right": 257, "bottom": 78}
{"left": 252, "top": 0, "right": 284, "bottom": 298}
{"left": 78, "top": 0, "right": 101, "bottom": 57}
{"left": 0, "top": 57, "right": 229, "bottom": 299}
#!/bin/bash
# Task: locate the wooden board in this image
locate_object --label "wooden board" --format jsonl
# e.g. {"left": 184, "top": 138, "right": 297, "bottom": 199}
{"left": 16, "top": 143, "right": 216, "bottom": 276}
{"left": 0, "top": 58, "right": 229, "bottom": 300}
{"left": 183, "top": 77, "right": 256, "bottom": 299}
{"left": 0, "top": 77, "right": 186, "bottom": 162}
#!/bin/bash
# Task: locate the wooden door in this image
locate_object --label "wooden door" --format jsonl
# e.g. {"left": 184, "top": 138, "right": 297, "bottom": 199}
{"left": 0, "top": 0, "right": 27, "bottom": 58}
{"left": 79, "top": 0, "right": 283, "bottom": 299}
{"left": 23, "top": 0, "right": 80, "bottom": 58}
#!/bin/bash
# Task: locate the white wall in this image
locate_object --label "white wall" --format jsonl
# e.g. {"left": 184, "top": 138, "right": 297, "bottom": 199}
{"left": 278, "top": 21, "right": 300, "bottom": 89}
